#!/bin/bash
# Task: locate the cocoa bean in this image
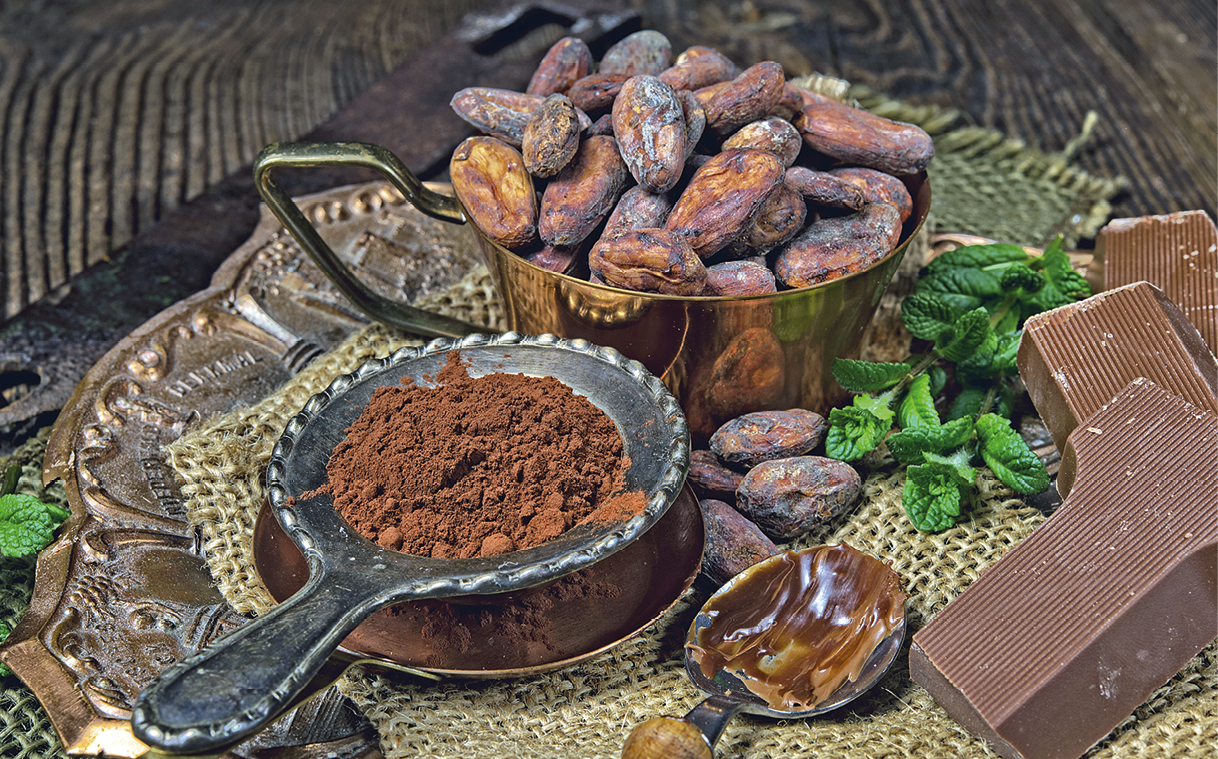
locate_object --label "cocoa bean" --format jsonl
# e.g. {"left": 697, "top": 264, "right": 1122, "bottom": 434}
{"left": 709, "top": 409, "right": 828, "bottom": 468}
{"left": 659, "top": 46, "right": 740, "bottom": 90}
{"left": 521, "top": 94, "right": 581, "bottom": 178}
{"left": 588, "top": 228, "right": 708, "bottom": 295}
{"left": 539, "top": 135, "right": 629, "bottom": 247}
{"left": 603, "top": 186, "right": 672, "bottom": 238}
{"left": 829, "top": 167, "right": 913, "bottom": 222}
{"left": 665, "top": 148, "right": 784, "bottom": 258}
{"left": 773, "top": 202, "right": 902, "bottom": 287}
{"left": 701, "top": 61, "right": 786, "bottom": 136}
{"left": 612, "top": 75, "right": 686, "bottom": 193}
{"left": 721, "top": 117, "right": 802, "bottom": 167}
{"left": 449, "top": 136, "right": 537, "bottom": 249}
{"left": 736, "top": 456, "right": 861, "bottom": 539}
{"left": 566, "top": 72, "right": 629, "bottom": 112}
{"left": 706, "top": 327, "right": 785, "bottom": 419}
{"left": 688, "top": 450, "right": 745, "bottom": 496}
{"left": 678, "top": 89, "right": 707, "bottom": 158}
{"left": 744, "top": 184, "right": 806, "bottom": 250}
{"left": 527, "top": 37, "right": 593, "bottom": 96}
{"left": 598, "top": 30, "right": 672, "bottom": 77}
{"left": 795, "top": 99, "right": 934, "bottom": 175}
{"left": 699, "top": 498, "right": 780, "bottom": 585}
{"left": 784, "top": 166, "right": 865, "bottom": 211}
{"left": 451, "top": 87, "right": 590, "bottom": 147}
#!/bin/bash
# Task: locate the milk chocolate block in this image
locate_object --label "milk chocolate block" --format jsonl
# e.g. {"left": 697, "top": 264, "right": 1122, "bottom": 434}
{"left": 910, "top": 378, "right": 1218, "bottom": 759}
{"left": 1017, "top": 280, "right": 1218, "bottom": 458}
{"left": 1096, "top": 210, "right": 1218, "bottom": 351}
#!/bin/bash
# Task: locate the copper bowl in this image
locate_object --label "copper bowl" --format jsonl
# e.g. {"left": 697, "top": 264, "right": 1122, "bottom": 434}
{"left": 253, "top": 142, "right": 929, "bottom": 441}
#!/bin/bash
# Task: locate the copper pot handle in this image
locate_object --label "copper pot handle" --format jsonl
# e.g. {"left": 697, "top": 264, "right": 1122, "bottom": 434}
{"left": 253, "top": 141, "right": 485, "bottom": 338}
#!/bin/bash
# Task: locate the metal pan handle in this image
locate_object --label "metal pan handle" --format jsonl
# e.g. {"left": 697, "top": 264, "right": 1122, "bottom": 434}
{"left": 253, "top": 141, "right": 485, "bottom": 339}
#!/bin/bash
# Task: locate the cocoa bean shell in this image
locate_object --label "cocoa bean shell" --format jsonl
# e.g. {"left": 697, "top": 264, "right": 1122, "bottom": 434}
{"left": 588, "top": 227, "right": 708, "bottom": 295}
{"left": 709, "top": 409, "right": 829, "bottom": 468}
{"left": 736, "top": 456, "right": 862, "bottom": 539}
{"left": 665, "top": 148, "right": 785, "bottom": 258}
{"left": 449, "top": 136, "right": 537, "bottom": 249}
{"left": 699, "top": 498, "right": 780, "bottom": 585}
{"left": 795, "top": 99, "right": 935, "bottom": 175}
{"left": 612, "top": 75, "right": 687, "bottom": 193}
{"left": 773, "top": 202, "right": 902, "bottom": 287}
{"left": 598, "top": 30, "right": 672, "bottom": 77}
{"left": 527, "top": 37, "right": 593, "bottom": 96}
{"left": 539, "top": 135, "right": 629, "bottom": 247}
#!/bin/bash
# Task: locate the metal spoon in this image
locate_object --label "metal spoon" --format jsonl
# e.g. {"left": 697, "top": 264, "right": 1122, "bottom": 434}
{"left": 622, "top": 546, "right": 907, "bottom": 759}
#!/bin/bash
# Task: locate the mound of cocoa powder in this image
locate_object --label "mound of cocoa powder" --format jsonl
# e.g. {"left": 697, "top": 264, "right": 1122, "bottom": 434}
{"left": 317, "top": 351, "right": 643, "bottom": 559}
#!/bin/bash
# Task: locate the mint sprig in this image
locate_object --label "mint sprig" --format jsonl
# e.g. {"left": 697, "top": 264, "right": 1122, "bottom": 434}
{"left": 827, "top": 238, "right": 1088, "bottom": 531}
{"left": 0, "top": 464, "right": 70, "bottom": 558}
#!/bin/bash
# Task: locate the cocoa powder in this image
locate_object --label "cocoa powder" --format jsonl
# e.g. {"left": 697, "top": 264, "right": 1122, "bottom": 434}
{"left": 317, "top": 352, "right": 639, "bottom": 559}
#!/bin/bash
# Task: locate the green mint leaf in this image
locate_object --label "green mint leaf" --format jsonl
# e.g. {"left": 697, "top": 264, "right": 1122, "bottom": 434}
{"left": 887, "top": 417, "right": 975, "bottom": 465}
{"left": 832, "top": 358, "right": 909, "bottom": 392}
{"left": 926, "top": 365, "right": 947, "bottom": 398}
{"left": 948, "top": 384, "right": 1015, "bottom": 422}
{"left": 927, "top": 243, "right": 1030, "bottom": 272}
{"left": 1032, "top": 237, "right": 1091, "bottom": 311}
{"left": 925, "top": 449, "right": 977, "bottom": 487}
{"left": 901, "top": 293, "right": 959, "bottom": 341}
{"left": 975, "top": 414, "right": 1050, "bottom": 494}
{"left": 904, "top": 463, "right": 966, "bottom": 532}
{"left": 917, "top": 267, "right": 1003, "bottom": 301}
{"left": 897, "top": 374, "right": 939, "bottom": 429}
{"left": 999, "top": 264, "right": 1045, "bottom": 294}
{"left": 989, "top": 331, "right": 1022, "bottom": 376}
{"left": 0, "top": 493, "right": 70, "bottom": 558}
{"left": 932, "top": 291, "right": 984, "bottom": 314}
{"left": 992, "top": 303, "right": 1021, "bottom": 336}
{"left": 827, "top": 396, "right": 894, "bottom": 462}
{"left": 936, "top": 307, "right": 993, "bottom": 362}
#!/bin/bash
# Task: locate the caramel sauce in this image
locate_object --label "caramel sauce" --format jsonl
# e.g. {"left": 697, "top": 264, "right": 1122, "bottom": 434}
{"left": 687, "top": 544, "right": 907, "bottom": 712}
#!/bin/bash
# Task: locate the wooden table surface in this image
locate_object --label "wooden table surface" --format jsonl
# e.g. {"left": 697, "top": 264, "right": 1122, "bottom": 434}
{"left": 0, "top": 0, "right": 1213, "bottom": 344}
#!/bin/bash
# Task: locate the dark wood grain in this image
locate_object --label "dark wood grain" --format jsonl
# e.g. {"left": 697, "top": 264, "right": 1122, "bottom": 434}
{"left": 0, "top": 0, "right": 1213, "bottom": 320}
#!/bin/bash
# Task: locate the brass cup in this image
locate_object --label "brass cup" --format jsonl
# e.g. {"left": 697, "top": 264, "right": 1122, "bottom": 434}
{"left": 255, "top": 141, "right": 930, "bottom": 441}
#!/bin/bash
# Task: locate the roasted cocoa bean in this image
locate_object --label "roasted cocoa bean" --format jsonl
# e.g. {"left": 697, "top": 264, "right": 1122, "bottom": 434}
{"left": 736, "top": 456, "right": 862, "bottom": 539}
{"left": 784, "top": 166, "right": 865, "bottom": 211}
{"left": 829, "top": 167, "right": 913, "bottom": 222}
{"left": 665, "top": 148, "right": 785, "bottom": 258}
{"left": 744, "top": 184, "right": 807, "bottom": 250}
{"left": 704, "top": 260, "right": 778, "bottom": 296}
{"left": 527, "top": 37, "right": 593, "bottom": 96}
{"left": 659, "top": 46, "right": 740, "bottom": 91}
{"left": 603, "top": 186, "right": 672, "bottom": 238}
{"left": 721, "top": 117, "right": 802, "bottom": 167}
{"left": 539, "top": 135, "right": 629, "bottom": 247}
{"left": 688, "top": 449, "right": 745, "bottom": 496}
{"left": 706, "top": 327, "right": 785, "bottom": 419}
{"left": 612, "top": 75, "right": 686, "bottom": 193}
{"left": 774, "top": 202, "right": 902, "bottom": 287}
{"left": 521, "top": 94, "right": 581, "bottom": 178}
{"left": 588, "top": 228, "right": 707, "bottom": 295}
{"left": 598, "top": 30, "right": 672, "bottom": 77}
{"left": 701, "top": 61, "right": 786, "bottom": 136}
{"left": 450, "top": 88, "right": 545, "bottom": 148}
{"left": 709, "top": 409, "right": 828, "bottom": 468}
{"left": 449, "top": 136, "right": 537, "bottom": 249}
{"left": 795, "top": 99, "right": 935, "bottom": 175}
{"left": 587, "top": 113, "right": 615, "bottom": 136}
{"left": 566, "top": 72, "right": 629, "bottom": 112}
{"left": 699, "top": 498, "right": 780, "bottom": 585}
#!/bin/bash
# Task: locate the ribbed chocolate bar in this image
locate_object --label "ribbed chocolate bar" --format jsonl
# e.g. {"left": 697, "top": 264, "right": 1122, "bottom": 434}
{"left": 910, "top": 378, "right": 1218, "bottom": 759}
{"left": 1017, "top": 280, "right": 1218, "bottom": 458}
{"left": 1096, "top": 210, "right": 1218, "bottom": 351}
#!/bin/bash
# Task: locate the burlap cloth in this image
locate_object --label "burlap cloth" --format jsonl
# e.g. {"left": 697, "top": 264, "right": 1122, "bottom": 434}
{"left": 4, "top": 101, "right": 1213, "bottom": 758}
{"left": 160, "top": 242, "right": 1216, "bottom": 757}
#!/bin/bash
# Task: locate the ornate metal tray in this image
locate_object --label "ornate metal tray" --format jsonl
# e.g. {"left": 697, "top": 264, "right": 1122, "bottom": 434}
{"left": 3, "top": 182, "right": 484, "bottom": 758}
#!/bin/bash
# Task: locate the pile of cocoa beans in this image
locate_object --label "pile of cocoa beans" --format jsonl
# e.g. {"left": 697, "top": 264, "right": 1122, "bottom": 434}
{"left": 688, "top": 408, "right": 863, "bottom": 584}
{"left": 448, "top": 30, "right": 931, "bottom": 296}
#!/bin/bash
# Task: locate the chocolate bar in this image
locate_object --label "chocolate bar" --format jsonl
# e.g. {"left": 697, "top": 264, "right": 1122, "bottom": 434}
{"left": 1017, "top": 280, "right": 1218, "bottom": 458}
{"left": 1095, "top": 210, "right": 1218, "bottom": 351}
{"left": 910, "top": 378, "right": 1218, "bottom": 759}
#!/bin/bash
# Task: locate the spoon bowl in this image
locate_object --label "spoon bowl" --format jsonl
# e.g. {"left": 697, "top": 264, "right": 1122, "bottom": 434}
{"left": 623, "top": 545, "right": 907, "bottom": 759}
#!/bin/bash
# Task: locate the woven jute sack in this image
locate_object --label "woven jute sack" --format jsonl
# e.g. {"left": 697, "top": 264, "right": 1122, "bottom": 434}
{"left": 163, "top": 262, "right": 1217, "bottom": 759}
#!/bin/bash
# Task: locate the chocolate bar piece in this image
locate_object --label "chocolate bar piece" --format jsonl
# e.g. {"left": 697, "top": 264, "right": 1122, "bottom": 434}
{"left": 910, "top": 378, "right": 1218, "bottom": 759}
{"left": 1017, "top": 280, "right": 1218, "bottom": 458}
{"left": 1096, "top": 210, "right": 1218, "bottom": 351}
